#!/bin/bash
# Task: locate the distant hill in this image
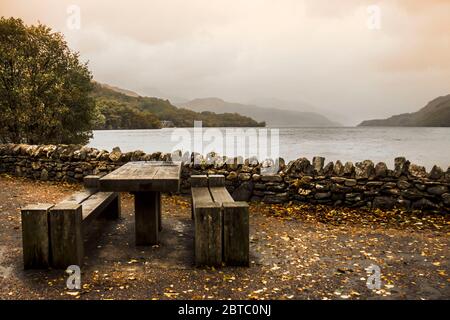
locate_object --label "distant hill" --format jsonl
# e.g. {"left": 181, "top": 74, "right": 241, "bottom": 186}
{"left": 249, "top": 97, "right": 348, "bottom": 126}
{"left": 99, "top": 83, "right": 141, "bottom": 97}
{"left": 91, "top": 83, "right": 265, "bottom": 129}
{"left": 359, "top": 95, "right": 450, "bottom": 127}
{"left": 178, "top": 98, "right": 340, "bottom": 127}
{"left": 97, "top": 83, "right": 188, "bottom": 104}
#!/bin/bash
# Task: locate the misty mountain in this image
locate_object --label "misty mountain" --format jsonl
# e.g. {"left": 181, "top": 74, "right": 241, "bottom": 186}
{"left": 358, "top": 95, "right": 450, "bottom": 127}
{"left": 178, "top": 98, "right": 341, "bottom": 127}
{"left": 92, "top": 83, "right": 265, "bottom": 129}
{"left": 249, "top": 97, "right": 348, "bottom": 126}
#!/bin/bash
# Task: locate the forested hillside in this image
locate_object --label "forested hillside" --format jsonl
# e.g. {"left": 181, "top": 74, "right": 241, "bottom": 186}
{"left": 91, "top": 83, "right": 265, "bottom": 129}
{"left": 359, "top": 95, "right": 450, "bottom": 127}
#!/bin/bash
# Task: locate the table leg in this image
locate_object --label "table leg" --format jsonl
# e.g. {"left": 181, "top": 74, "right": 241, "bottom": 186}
{"left": 157, "top": 192, "right": 162, "bottom": 232}
{"left": 134, "top": 191, "right": 159, "bottom": 245}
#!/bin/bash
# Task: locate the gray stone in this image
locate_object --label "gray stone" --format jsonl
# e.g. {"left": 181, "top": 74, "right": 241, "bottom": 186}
{"left": 415, "top": 184, "right": 426, "bottom": 191}
{"left": 227, "top": 157, "right": 242, "bottom": 170}
{"left": 396, "top": 199, "right": 411, "bottom": 210}
{"left": 355, "top": 160, "right": 375, "bottom": 180}
{"left": 330, "top": 184, "right": 352, "bottom": 193}
{"left": 401, "top": 190, "right": 424, "bottom": 200}
{"left": 131, "top": 150, "right": 145, "bottom": 161}
{"left": 345, "top": 193, "right": 362, "bottom": 201}
{"left": 408, "top": 164, "right": 427, "bottom": 178}
{"left": 383, "top": 188, "right": 400, "bottom": 196}
{"left": 31, "top": 162, "right": 41, "bottom": 170}
{"left": 333, "top": 160, "right": 345, "bottom": 176}
{"left": 394, "top": 157, "right": 410, "bottom": 177}
{"left": 323, "top": 162, "right": 334, "bottom": 176}
{"left": 315, "top": 192, "right": 331, "bottom": 200}
{"left": 298, "top": 176, "right": 313, "bottom": 185}
{"left": 373, "top": 196, "right": 396, "bottom": 210}
{"left": 366, "top": 181, "right": 383, "bottom": 187}
{"left": 397, "top": 179, "right": 411, "bottom": 190}
{"left": 254, "top": 183, "right": 266, "bottom": 190}
{"left": 315, "top": 183, "right": 328, "bottom": 191}
{"left": 375, "top": 162, "right": 388, "bottom": 178}
{"left": 343, "top": 162, "right": 354, "bottom": 176}
{"left": 253, "top": 190, "right": 265, "bottom": 197}
{"left": 276, "top": 158, "right": 286, "bottom": 171}
{"left": 412, "top": 198, "right": 438, "bottom": 211}
{"left": 40, "top": 169, "right": 49, "bottom": 181}
{"left": 312, "top": 156, "right": 325, "bottom": 174}
{"left": 252, "top": 174, "right": 261, "bottom": 182}
{"left": 232, "top": 182, "right": 254, "bottom": 202}
{"left": 286, "top": 157, "right": 311, "bottom": 175}
{"left": 344, "top": 179, "right": 357, "bottom": 186}
{"left": 267, "top": 184, "right": 286, "bottom": 192}
{"left": 364, "top": 190, "right": 379, "bottom": 197}
{"left": 331, "top": 177, "right": 346, "bottom": 183}
{"left": 226, "top": 172, "right": 238, "bottom": 180}
{"left": 109, "top": 147, "right": 122, "bottom": 162}
{"left": 238, "top": 173, "right": 251, "bottom": 181}
{"left": 382, "top": 182, "right": 397, "bottom": 189}
{"left": 261, "top": 174, "right": 283, "bottom": 182}
{"left": 442, "top": 193, "right": 450, "bottom": 206}
{"left": 245, "top": 156, "right": 259, "bottom": 166}
{"left": 263, "top": 192, "right": 289, "bottom": 204}
{"left": 428, "top": 165, "right": 443, "bottom": 180}
{"left": 260, "top": 166, "right": 278, "bottom": 175}
{"left": 298, "top": 188, "right": 312, "bottom": 196}
{"left": 427, "top": 185, "right": 448, "bottom": 196}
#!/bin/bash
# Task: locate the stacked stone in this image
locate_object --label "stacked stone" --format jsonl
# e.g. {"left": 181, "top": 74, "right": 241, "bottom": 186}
{"left": 0, "top": 144, "right": 449, "bottom": 212}
{"left": 0, "top": 144, "right": 171, "bottom": 183}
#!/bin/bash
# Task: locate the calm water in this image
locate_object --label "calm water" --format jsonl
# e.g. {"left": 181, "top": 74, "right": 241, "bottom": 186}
{"left": 88, "top": 127, "right": 450, "bottom": 171}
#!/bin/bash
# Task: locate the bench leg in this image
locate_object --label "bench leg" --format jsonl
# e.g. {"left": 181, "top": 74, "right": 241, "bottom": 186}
{"left": 223, "top": 202, "right": 250, "bottom": 266}
{"left": 194, "top": 202, "right": 222, "bottom": 267}
{"left": 104, "top": 193, "right": 121, "bottom": 220}
{"left": 49, "top": 204, "right": 83, "bottom": 269}
{"left": 134, "top": 191, "right": 159, "bottom": 246}
{"left": 21, "top": 204, "right": 53, "bottom": 269}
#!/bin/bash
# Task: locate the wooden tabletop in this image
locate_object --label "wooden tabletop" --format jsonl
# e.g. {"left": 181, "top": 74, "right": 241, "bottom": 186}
{"left": 99, "top": 161, "right": 181, "bottom": 193}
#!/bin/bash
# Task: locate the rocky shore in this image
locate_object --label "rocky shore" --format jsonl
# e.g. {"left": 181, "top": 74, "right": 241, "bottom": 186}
{"left": 0, "top": 144, "right": 449, "bottom": 212}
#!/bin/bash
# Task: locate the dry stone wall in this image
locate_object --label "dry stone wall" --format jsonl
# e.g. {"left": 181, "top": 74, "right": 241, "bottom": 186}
{"left": 0, "top": 144, "right": 449, "bottom": 213}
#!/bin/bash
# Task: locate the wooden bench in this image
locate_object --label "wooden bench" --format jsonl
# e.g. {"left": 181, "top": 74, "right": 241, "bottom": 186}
{"left": 21, "top": 175, "right": 120, "bottom": 269}
{"left": 191, "top": 175, "right": 249, "bottom": 267}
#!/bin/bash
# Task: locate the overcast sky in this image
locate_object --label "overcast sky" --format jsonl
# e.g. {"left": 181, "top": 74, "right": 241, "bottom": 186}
{"left": 1, "top": 0, "right": 449, "bottom": 125}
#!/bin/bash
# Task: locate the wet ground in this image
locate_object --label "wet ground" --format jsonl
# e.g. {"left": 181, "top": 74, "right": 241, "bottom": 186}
{"left": 0, "top": 174, "right": 448, "bottom": 300}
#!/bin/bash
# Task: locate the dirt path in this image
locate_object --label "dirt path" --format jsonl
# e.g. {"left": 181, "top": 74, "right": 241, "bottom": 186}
{"left": 0, "top": 175, "right": 448, "bottom": 300}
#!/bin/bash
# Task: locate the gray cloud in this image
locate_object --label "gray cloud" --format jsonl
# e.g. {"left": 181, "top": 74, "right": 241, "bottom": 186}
{"left": 1, "top": 0, "right": 449, "bottom": 125}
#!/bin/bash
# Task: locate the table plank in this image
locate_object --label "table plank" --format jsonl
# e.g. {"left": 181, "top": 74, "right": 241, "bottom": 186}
{"left": 99, "top": 161, "right": 181, "bottom": 192}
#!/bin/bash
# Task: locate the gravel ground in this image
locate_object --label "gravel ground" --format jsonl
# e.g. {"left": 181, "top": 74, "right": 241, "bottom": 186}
{"left": 0, "top": 174, "right": 448, "bottom": 300}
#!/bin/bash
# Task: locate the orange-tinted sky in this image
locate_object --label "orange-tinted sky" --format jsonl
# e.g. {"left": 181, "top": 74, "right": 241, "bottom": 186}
{"left": 1, "top": 0, "right": 449, "bottom": 125}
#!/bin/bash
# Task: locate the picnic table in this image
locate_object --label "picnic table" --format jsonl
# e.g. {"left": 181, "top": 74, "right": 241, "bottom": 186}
{"left": 99, "top": 161, "right": 181, "bottom": 245}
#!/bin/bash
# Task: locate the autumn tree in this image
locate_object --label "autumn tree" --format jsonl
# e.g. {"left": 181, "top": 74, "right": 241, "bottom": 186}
{"left": 0, "top": 17, "right": 94, "bottom": 144}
